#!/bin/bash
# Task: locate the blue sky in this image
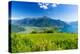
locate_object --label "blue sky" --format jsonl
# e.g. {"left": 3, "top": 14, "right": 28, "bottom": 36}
{"left": 9, "top": 1, "right": 78, "bottom": 22}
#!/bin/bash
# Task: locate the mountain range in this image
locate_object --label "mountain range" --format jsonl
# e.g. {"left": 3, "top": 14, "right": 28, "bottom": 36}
{"left": 10, "top": 16, "right": 78, "bottom": 33}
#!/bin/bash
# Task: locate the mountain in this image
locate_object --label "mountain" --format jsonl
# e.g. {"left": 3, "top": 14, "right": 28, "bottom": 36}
{"left": 11, "top": 16, "right": 78, "bottom": 33}
{"left": 61, "top": 21, "right": 78, "bottom": 33}
{"left": 12, "top": 16, "right": 69, "bottom": 28}
{"left": 11, "top": 24, "right": 25, "bottom": 32}
{"left": 69, "top": 21, "right": 78, "bottom": 33}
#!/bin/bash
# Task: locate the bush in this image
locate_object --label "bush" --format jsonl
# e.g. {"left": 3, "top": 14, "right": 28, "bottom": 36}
{"left": 31, "top": 30, "right": 37, "bottom": 33}
{"left": 44, "top": 30, "right": 53, "bottom": 33}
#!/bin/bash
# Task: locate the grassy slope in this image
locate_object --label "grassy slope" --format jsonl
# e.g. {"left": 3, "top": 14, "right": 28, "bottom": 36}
{"left": 11, "top": 33, "right": 78, "bottom": 53}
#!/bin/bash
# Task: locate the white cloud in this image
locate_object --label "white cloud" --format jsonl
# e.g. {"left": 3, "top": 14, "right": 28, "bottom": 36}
{"left": 40, "top": 5, "right": 48, "bottom": 9}
{"left": 38, "top": 3, "right": 42, "bottom": 6}
{"left": 51, "top": 3, "right": 57, "bottom": 7}
{"left": 38, "top": 3, "right": 58, "bottom": 10}
{"left": 38, "top": 3, "right": 49, "bottom": 10}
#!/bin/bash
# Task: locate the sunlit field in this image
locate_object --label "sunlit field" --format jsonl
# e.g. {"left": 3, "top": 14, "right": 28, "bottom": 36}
{"left": 11, "top": 32, "right": 78, "bottom": 53}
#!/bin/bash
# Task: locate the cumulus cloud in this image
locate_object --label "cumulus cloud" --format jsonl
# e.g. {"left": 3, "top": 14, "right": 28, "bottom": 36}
{"left": 51, "top": 3, "right": 57, "bottom": 7}
{"left": 38, "top": 2, "right": 58, "bottom": 10}
{"left": 40, "top": 5, "right": 48, "bottom": 9}
{"left": 38, "top": 3, "right": 49, "bottom": 10}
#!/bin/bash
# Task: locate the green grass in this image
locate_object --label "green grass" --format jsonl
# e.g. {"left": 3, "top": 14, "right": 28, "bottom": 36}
{"left": 11, "top": 33, "right": 78, "bottom": 53}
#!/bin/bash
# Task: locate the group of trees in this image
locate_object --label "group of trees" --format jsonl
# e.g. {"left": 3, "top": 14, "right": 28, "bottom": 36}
{"left": 31, "top": 27, "right": 59, "bottom": 33}
{"left": 31, "top": 30, "right": 53, "bottom": 33}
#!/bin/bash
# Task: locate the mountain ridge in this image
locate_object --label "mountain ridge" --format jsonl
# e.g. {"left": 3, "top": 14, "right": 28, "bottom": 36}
{"left": 10, "top": 16, "right": 78, "bottom": 33}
